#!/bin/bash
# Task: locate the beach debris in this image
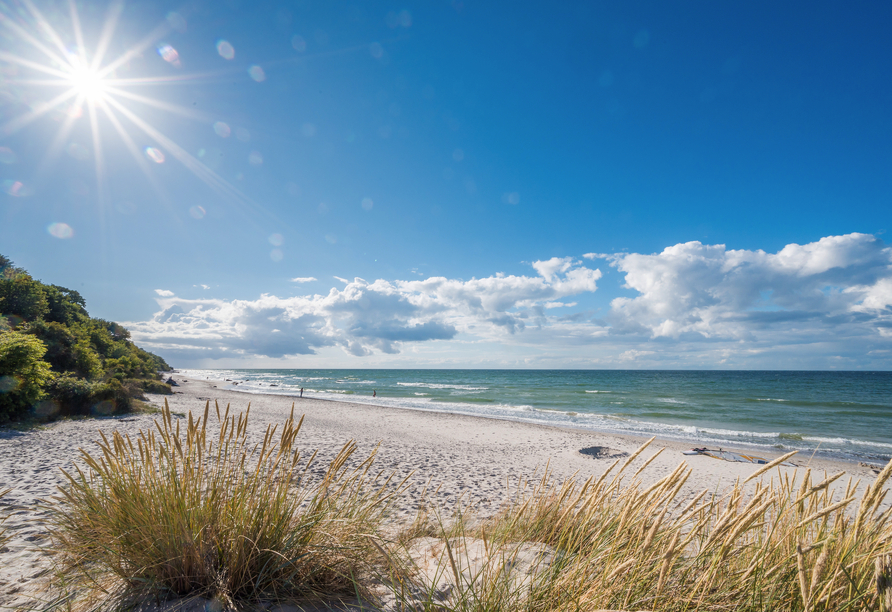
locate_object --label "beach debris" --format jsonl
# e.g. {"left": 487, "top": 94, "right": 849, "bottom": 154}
{"left": 579, "top": 446, "right": 628, "bottom": 460}
{"left": 683, "top": 447, "right": 796, "bottom": 467}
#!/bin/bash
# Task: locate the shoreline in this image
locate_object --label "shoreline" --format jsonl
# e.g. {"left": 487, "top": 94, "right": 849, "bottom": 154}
{"left": 163, "top": 373, "right": 879, "bottom": 485}
{"left": 173, "top": 370, "right": 887, "bottom": 469}
{"left": 1, "top": 374, "right": 888, "bottom": 609}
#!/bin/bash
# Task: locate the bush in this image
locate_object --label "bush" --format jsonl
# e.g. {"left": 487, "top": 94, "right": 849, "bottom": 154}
{"left": 50, "top": 402, "right": 398, "bottom": 608}
{"left": 142, "top": 379, "right": 172, "bottom": 395}
{"left": 47, "top": 374, "right": 133, "bottom": 417}
{"left": 0, "top": 331, "right": 53, "bottom": 421}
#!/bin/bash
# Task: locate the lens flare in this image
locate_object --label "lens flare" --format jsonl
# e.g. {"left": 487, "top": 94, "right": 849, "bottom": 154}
{"left": 189, "top": 205, "right": 206, "bottom": 219}
{"left": 248, "top": 151, "right": 263, "bottom": 165}
{"left": 248, "top": 65, "right": 266, "bottom": 82}
{"left": 269, "top": 233, "right": 284, "bottom": 246}
{"left": 270, "top": 249, "right": 283, "bottom": 261}
{"left": 361, "top": 197, "right": 374, "bottom": 211}
{"left": 47, "top": 222, "right": 74, "bottom": 238}
{"left": 157, "top": 44, "right": 181, "bottom": 67}
{"left": 216, "top": 39, "right": 235, "bottom": 60}
{"left": 213, "top": 121, "right": 231, "bottom": 137}
{"left": 144, "top": 147, "right": 165, "bottom": 163}
{"left": 291, "top": 35, "right": 306, "bottom": 52}
{"left": 3, "top": 180, "right": 32, "bottom": 196}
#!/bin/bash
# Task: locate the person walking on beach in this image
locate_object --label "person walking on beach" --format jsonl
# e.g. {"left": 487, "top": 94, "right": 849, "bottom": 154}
{"left": 300, "top": 387, "right": 304, "bottom": 398}
{"left": 373, "top": 390, "right": 376, "bottom": 398}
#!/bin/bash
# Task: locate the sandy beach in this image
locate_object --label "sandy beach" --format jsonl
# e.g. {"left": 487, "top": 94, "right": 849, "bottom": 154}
{"left": 0, "top": 374, "right": 887, "bottom": 610}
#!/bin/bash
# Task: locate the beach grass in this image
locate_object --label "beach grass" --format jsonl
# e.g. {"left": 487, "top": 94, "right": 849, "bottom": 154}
{"left": 379, "top": 439, "right": 892, "bottom": 611}
{"left": 43, "top": 404, "right": 892, "bottom": 611}
{"left": 47, "top": 400, "right": 404, "bottom": 610}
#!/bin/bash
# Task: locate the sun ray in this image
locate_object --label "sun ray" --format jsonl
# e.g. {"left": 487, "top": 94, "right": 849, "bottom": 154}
{"left": 0, "top": 49, "right": 71, "bottom": 79}
{"left": 0, "top": 11, "right": 69, "bottom": 70}
{"left": 98, "top": 21, "right": 172, "bottom": 79}
{"left": 19, "top": 0, "right": 74, "bottom": 61}
{"left": 0, "top": 0, "right": 277, "bottom": 230}
{"left": 103, "top": 95, "right": 258, "bottom": 209}
{"left": 90, "top": 0, "right": 125, "bottom": 72}
{"left": 87, "top": 99, "right": 106, "bottom": 204}
{"left": 1, "top": 88, "right": 80, "bottom": 137}
{"left": 96, "top": 98, "right": 167, "bottom": 197}
{"left": 67, "top": 0, "right": 88, "bottom": 65}
{"left": 104, "top": 87, "right": 210, "bottom": 121}
{"left": 33, "top": 103, "right": 86, "bottom": 177}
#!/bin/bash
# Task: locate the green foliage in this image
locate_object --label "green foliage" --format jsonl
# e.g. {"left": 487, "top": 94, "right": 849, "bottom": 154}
{"left": 141, "top": 379, "right": 173, "bottom": 395}
{"left": 0, "top": 331, "right": 54, "bottom": 422}
{"left": 0, "top": 274, "right": 49, "bottom": 324}
{"left": 44, "top": 285, "right": 88, "bottom": 326}
{"left": 0, "top": 254, "right": 171, "bottom": 422}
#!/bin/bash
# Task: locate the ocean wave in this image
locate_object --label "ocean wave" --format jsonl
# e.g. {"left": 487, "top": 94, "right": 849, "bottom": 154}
{"left": 397, "top": 382, "right": 489, "bottom": 391}
{"left": 585, "top": 390, "right": 610, "bottom": 393}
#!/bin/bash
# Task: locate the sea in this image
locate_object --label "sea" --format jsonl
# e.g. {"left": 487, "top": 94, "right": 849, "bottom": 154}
{"left": 176, "top": 369, "right": 892, "bottom": 464}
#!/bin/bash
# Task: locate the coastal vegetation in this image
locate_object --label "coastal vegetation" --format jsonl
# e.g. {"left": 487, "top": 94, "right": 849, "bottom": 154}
{"left": 0, "top": 254, "right": 170, "bottom": 423}
{"left": 50, "top": 400, "right": 400, "bottom": 608}
{"left": 46, "top": 401, "right": 892, "bottom": 611}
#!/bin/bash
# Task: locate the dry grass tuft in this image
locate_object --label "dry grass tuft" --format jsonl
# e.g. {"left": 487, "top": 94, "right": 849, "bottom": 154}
{"left": 382, "top": 438, "right": 892, "bottom": 612}
{"left": 0, "top": 487, "right": 11, "bottom": 551}
{"left": 48, "top": 399, "right": 402, "bottom": 610}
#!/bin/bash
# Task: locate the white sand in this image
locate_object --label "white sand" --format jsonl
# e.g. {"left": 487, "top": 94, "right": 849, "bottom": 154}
{"left": 0, "top": 374, "right": 886, "bottom": 610}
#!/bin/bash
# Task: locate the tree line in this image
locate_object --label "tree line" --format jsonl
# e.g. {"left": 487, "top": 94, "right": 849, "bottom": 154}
{"left": 0, "top": 254, "right": 171, "bottom": 422}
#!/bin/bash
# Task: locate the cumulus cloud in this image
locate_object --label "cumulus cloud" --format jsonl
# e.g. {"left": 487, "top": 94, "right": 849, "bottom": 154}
{"left": 128, "top": 258, "right": 602, "bottom": 360}
{"left": 130, "top": 235, "right": 892, "bottom": 367}
{"left": 601, "top": 233, "right": 892, "bottom": 345}
{"left": 154, "top": 289, "right": 174, "bottom": 297}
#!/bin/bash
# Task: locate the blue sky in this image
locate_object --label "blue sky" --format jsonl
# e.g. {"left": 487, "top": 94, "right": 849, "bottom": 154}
{"left": 2, "top": 0, "right": 891, "bottom": 369}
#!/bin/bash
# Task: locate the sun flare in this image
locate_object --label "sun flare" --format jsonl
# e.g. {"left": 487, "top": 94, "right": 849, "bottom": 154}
{"left": 0, "top": 1, "right": 249, "bottom": 209}
{"left": 67, "top": 60, "right": 107, "bottom": 102}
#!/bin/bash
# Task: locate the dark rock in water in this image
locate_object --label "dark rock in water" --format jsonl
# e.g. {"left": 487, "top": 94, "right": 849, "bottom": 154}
{"left": 270, "top": 384, "right": 278, "bottom": 387}
{"left": 579, "top": 446, "right": 627, "bottom": 460}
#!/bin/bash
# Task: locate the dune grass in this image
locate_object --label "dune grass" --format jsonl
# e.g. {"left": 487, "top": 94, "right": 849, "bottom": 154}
{"left": 48, "top": 400, "right": 404, "bottom": 610}
{"left": 43, "top": 404, "right": 892, "bottom": 611}
{"left": 0, "top": 487, "right": 11, "bottom": 551}
{"left": 380, "top": 439, "right": 892, "bottom": 612}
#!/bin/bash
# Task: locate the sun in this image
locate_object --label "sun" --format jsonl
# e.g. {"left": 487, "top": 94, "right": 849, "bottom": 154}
{"left": 0, "top": 1, "right": 255, "bottom": 213}
{"left": 67, "top": 59, "right": 108, "bottom": 102}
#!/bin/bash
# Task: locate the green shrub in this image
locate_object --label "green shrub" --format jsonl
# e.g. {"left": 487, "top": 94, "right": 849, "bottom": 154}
{"left": 0, "top": 331, "right": 53, "bottom": 422}
{"left": 47, "top": 374, "right": 133, "bottom": 417}
{"left": 50, "top": 402, "right": 399, "bottom": 608}
{"left": 142, "top": 379, "right": 172, "bottom": 395}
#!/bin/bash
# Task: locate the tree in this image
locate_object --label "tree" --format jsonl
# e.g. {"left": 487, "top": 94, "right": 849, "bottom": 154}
{"left": 0, "top": 275, "right": 48, "bottom": 323}
{"left": 0, "top": 331, "right": 54, "bottom": 421}
{"left": 44, "top": 285, "right": 88, "bottom": 326}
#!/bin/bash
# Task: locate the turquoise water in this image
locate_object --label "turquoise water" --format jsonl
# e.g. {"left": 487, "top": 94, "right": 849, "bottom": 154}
{"left": 179, "top": 369, "right": 892, "bottom": 463}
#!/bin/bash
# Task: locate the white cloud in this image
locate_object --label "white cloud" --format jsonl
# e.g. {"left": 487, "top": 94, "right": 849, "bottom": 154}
{"left": 193, "top": 284, "right": 211, "bottom": 290}
{"left": 128, "top": 258, "right": 602, "bottom": 360}
{"left": 290, "top": 277, "right": 317, "bottom": 283}
{"left": 154, "top": 289, "right": 175, "bottom": 297}
{"left": 606, "top": 233, "right": 892, "bottom": 345}
{"left": 131, "top": 234, "right": 892, "bottom": 368}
